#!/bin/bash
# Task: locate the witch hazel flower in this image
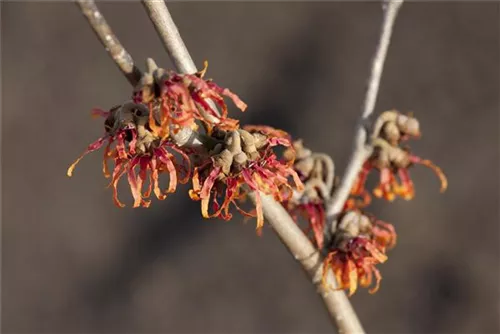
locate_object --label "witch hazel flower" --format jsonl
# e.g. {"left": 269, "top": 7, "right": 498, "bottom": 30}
{"left": 322, "top": 210, "right": 397, "bottom": 296}
{"left": 351, "top": 110, "right": 448, "bottom": 202}
{"left": 67, "top": 102, "right": 191, "bottom": 207}
{"left": 189, "top": 126, "right": 303, "bottom": 234}
{"left": 132, "top": 58, "right": 247, "bottom": 138}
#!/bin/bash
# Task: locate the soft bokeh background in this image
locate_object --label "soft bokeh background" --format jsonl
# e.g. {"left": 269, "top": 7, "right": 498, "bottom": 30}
{"left": 2, "top": 1, "right": 499, "bottom": 333}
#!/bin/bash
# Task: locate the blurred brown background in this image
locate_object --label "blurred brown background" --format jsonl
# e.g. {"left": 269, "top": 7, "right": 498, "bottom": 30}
{"left": 2, "top": 1, "right": 499, "bottom": 333}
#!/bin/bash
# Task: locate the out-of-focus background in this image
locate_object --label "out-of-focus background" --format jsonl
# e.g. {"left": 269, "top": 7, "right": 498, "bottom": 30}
{"left": 2, "top": 2, "right": 499, "bottom": 333}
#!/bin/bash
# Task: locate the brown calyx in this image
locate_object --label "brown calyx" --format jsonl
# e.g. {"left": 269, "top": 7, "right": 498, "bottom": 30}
{"left": 331, "top": 210, "right": 373, "bottom": 251}
{"left": 211, "top": 128, "right": 271, "bottom": 177}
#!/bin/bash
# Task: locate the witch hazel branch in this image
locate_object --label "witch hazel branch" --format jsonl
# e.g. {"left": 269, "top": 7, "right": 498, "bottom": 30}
{"left": 69, "top": 0, "right": 447, "bottom": 332}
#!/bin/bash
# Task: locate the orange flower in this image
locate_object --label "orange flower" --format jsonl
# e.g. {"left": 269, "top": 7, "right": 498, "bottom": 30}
{"left": 67, "top": 104, "right": 190, "bottom": 207}
{"left": 322, "top": 211, "right": 397, "bottom": 296}
{"left": 133, "top": 61, "right": 247, "bottom": 138}
{"left": 323, "top": 237, "right": 387, "bottom": 296}
{"left": 189, "top": 126, "right": 303, "bottom": 234}
{"left": 351, "top": 145, "right": 447, "bottom": 202}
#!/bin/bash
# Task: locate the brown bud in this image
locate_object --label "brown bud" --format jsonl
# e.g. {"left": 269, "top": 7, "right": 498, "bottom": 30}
{"left": 396, "top": 114, "right": 420, "bottom": 137}
{"left": 213, "top": 149, "right": 233, "bottom": 175}
{"left": 252, "top": 133, "right": 268, "bottom": 150}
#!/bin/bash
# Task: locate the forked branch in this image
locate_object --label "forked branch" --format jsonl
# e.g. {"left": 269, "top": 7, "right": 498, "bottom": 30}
{"left": 138, "top": 1, "right": 365, "bottom": 333}
{"left": 76, "top": 0, "right": 404, "bottom": 333}
{"left": 326, "top": 0, "right": 404, "bottom": 228}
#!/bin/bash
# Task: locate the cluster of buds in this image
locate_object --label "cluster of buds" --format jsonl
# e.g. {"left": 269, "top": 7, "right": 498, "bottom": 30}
{"left": 322, "top": 210, "right": 396, "bottom": 296}
{"left": 189, "top": 125, "right": 303, "bottom": 234}
{"left": 351, "top": 110, "right": 448, "bottom": 202}
{"left": 283, "top": 140, "right": 335, "bottom": 249}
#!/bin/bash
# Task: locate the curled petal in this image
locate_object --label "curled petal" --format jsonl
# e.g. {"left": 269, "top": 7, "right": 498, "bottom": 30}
{"left": 396, "top": 168, "right": 414, "bottom": 200}
{"left": 115, "top": 132, "right": 128, "bottom": 160}
{"left": 91, "top": 108, "right": 110, "bottom": 118}
{"left": 373, "top": 168, "right": 397, "bottom": 201}
{"left": 150, "top": 158, "right": 167, "bottom": 201}
{"left": 198, "top": 166, "right": 222, "bottom": 218}
{"left": 67, "top": 136, "right": 107, "bottom": 177}
{"left": 368, "top": 266, "right": 382, "bottom": 294}
{"left": 156, "top": 149, "right": 177, "bottom": 194}
{"left": 410, "top": 156, "right": 448, "bottom": 193}
{"left": 102, "top": 142, "right": 113, "bottom": 178}
{"left": 345, "top": 259, "right": 359, "bottom": 297}
{"left": 189, "top": 167, "right": 202, "bottom": 201}
{"left": 167, "top": 144, "right": 192, "bottom": 184}
{"left": 304, "top": 204, "right": 325, "bottom": 249}
{"left": 110, "top": 160, "right": 127, "bottom": 208}
{"left": 242, "top": 169, "right": 264, "bottom": 233}
{"left": 139, "top": 157, "right": 152, "bottom": 198}
{"left": 127, "top": 157, "right": 143, "bottom": 207}
{"left": 364, "top": 242, "right": 388, "bottom": 263}
{"left": 201, "top": 166, "right": 222, "bottom": 199}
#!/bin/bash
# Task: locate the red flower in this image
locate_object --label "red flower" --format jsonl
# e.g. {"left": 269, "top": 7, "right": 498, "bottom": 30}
{"left": 67, "top": 103, "right": 190, "bottom": 207}
{"left": 351, "top": 111, "right": 447, "bottom": 202}
{"left": 323, "top": 237, "right": 386, "bottom": 296}
{"left": 133, "top": 61, "right": 247, "bottom": 139}
{"left": 322, "top": 210, "right": 396, "bottom": 296}
{"left": 351, "top": 143, "right": 447, "bottom": 201}
{"left": 189, "top": 126, "right": 303, "bottom": 234}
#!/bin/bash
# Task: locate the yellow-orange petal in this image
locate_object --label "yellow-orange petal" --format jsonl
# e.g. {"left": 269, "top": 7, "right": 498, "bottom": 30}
{"left": 346, "top": 260, "right": 359, "bottom": 297}
{"left": 254, "top": 190, "right": 264, "bottom": 235}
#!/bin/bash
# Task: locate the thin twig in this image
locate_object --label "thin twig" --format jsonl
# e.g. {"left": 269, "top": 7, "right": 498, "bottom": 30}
{"left": 141, "top": 0, "right": 197, "bottom": 75}
{"left": 140, "top": 1, "right": 365, "bottom": 333}
{"left": 326, "top": 0, "right": 404, "bottom": 229}
{"left": 76, "top": 0, "right": 143, "bottom": 86}
{"left": 76, "top": 0, "right": 202, "bottom": 148}
{"left": 140, "top": 0, "right": 222, "bottom": 121}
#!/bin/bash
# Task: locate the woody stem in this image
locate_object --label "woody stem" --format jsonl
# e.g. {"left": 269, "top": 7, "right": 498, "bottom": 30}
{"left": 139, "top": 1, "right": 366, "bottom": 333}
{"left": 326, "top": 0, "right": 404, "bottom": 229}
{"left": 75, "top": 0, "right": 143, "bottom": 86}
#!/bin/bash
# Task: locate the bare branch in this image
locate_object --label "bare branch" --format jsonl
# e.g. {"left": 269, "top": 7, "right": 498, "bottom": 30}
{"left": 138, "top": 0, "right": 364, "bottom": 331}
{"left": 255, "top": 193, "right": 365, "bottom": 334}
{"left": 141, "top": 0, "right": 197, "bottom": 74}
{"left": 326, "top": 0, "right": 404, "bottom": 225}
{"left": 139, "top": 1, "right": 366, "bottom": 332}
{"left": 77, "top": 1, "right": 404, "bottom": 332}
{"left": 140, "top": 0, "right": 222, "bottom": 122}
{"left": 76, "top": 0, "right": 143, "bottom": 86}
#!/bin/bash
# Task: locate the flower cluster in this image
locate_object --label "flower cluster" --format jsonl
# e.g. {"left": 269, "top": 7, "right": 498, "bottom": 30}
{"left": 68, "top": 59, "right": 305, "bottom": 233}
{"left": 67, "top": 102, "right": 191, "bottom": 207}
{"left": 132, "top": 59, "right": 247, "bottom": 137}
{"left": 322, "top": 210, "right": 396, "bottom": 296}
{"left": 68, "top": 59, "right": 247, "bottom": 207}
{"left": 282, "top": 120, "right": 444, "bottom": 296}
{"left": 189, "top": 125, "right": 303, "bottom": 234}
{"left": 68, "top": 59, "right": 446, "bottom": 298}
{"left": 351, "top": 110, "right": 448, "bottom": 202}
{"left": 281, "top": 140, "right": 396, "bottom": 295}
